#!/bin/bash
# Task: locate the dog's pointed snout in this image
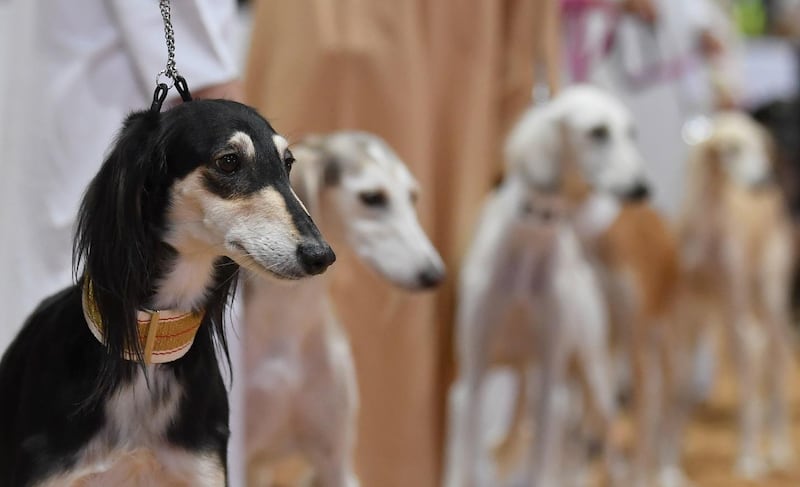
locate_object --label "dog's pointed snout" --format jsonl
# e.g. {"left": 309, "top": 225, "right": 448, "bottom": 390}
{"left": 626, "top": 182, "right": 650, "bottom": 201}
{"left": 297, "top": 241, "right": 336, "bottom": 275}
{"left": 417, "top": 266, "right": 445, "bottom": 289}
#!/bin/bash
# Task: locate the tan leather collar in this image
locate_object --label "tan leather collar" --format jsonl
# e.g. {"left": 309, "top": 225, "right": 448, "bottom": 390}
{"left": 81, "top": 279, "right": 205, "bottom": 364}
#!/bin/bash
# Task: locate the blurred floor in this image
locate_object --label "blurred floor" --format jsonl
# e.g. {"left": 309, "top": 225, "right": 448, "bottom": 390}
{"left": 684, "top": 354, "right": 800, "bottom": 487}
{"left": 478, "top": 349, "right": 800, "bottom": 487}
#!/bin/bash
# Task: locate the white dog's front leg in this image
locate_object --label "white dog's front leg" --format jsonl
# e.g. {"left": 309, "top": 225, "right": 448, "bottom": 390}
{"left": 244, "top": 359, "right": 298, "bottom": 482}
{"left": 309, "top": 450, "right": 359, "bottom": 487}
{"left": 575, "top": 316, "right": 620, "bottom": 486}
{"left": 525, "top": 300, "right": 569, "bottom": 487}
{"left": 444, "top": 287, "right": 508, "bottom": 487}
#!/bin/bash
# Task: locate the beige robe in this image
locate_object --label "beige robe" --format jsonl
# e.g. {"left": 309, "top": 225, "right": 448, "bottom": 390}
{"left": 244, "top": 1, "right": 555, "bottom": 485}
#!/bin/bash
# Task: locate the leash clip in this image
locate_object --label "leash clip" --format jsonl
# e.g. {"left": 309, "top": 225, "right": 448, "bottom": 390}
{"left": 149, "top": 0, "right": 192, "bottom": 114}
{"left": 174, "top": 75, "right": 192, "bottom": 102}
{"left": 150, "top": 83, "right": 170, "bottom": 114}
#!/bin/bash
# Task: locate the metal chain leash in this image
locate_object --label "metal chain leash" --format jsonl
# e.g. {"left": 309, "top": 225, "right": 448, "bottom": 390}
{"left": 151, "top": 0, "right": 192, "bottom": 113}
{"left": 157, "top": 0, "right": 179, "bottom": 85}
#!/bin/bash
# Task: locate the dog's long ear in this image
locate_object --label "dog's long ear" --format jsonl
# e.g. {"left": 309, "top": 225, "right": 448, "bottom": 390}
{"left": 290, "top": 135, "right": 339, "bottom": 217}
{"left": 74, "top": 109, "right": 166, "bottom": 391}
{"left": 557, "top": 120, "right": 591, "bottom": 203}
{"left": 504, "top": 103, "right": 561, "bottom": 190}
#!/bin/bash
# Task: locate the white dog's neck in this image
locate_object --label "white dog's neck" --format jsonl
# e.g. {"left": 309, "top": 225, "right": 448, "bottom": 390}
{"left": 243, "top": 274, "right": 330, "bottom": 370}
{"left": 242, "top": 201, "right": 348, "bottom": 369}
{"left": 573, "top": 192, "right": 621, "bottom": 241}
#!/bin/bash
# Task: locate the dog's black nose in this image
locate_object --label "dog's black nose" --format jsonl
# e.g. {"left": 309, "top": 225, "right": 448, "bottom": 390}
{"left": 417, "top": 267, "right": 445, "bottom": 289}
{"left": 297, "top": 241, "right": 336, "bottom": 275}
{"left": 625, "top": 182, "right": 650, "bottom": 202}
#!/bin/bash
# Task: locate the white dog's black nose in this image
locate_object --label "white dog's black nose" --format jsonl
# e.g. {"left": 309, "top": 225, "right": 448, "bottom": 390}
{"left": 625, "top": 182, "right": 650, "bottom": 201}
{"left": 297, "top": 241, "right": 336, "bottom": 275}
{"left": 417, "top": 266, "right": 445, "bottom": 289}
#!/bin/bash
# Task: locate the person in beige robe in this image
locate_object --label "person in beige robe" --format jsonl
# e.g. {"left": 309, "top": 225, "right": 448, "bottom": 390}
{"left": 243, "top": 2, "right": 558, "bottom": 485}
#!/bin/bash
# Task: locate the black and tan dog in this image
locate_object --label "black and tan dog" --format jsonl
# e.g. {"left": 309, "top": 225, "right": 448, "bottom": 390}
{"left": 0, "top": 100, "right": 335, "bottom": 486}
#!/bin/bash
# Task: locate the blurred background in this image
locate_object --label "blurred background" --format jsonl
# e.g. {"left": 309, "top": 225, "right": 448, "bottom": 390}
{"left": 1, "top": 1, "right": 800, "bottom": 486}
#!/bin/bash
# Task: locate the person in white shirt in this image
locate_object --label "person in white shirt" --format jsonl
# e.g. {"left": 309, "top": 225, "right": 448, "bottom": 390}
{"left": 0, "top": 0, "right": 242, "bottom": 351}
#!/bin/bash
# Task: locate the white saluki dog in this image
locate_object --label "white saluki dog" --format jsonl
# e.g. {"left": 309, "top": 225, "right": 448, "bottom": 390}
{"left": 444, "top": 85, "right": 650, "bottom": 487}
{"left": 243, "top": 132, "right": 445, "bottom": 486}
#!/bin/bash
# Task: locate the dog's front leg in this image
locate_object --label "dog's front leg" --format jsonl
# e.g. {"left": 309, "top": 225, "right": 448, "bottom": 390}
{"left": 574, "top": 306, "right": 620, "bottom": 486}
{"left": 721, "top": 245, "right": 767, "bottom": 479}
{"left": 627, "top": 313, "right": 663, "bottom": 487}
{"left": 309, "top": 447, "right": 358, "bottom": 487}
{"left": 655, "top": 319, "right": 696, "bottom": 487}
{"left": 525, "top": 298, "right": 569, "bottom": 487}
{"left": 244, "top": 358, "right": 297, "bottom": 484}
{"left": 760, "top": 230, "right": 795, "bottom": 470}
{"left": 491, "top": 362, "right": 529, "bottom": 479}
{"left": 444, "top": 287, "right": 505, "bottom": 487}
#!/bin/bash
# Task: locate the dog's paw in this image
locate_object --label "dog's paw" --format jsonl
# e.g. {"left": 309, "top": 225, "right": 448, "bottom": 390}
{"left": 768, "top": 437, "right": 794, "bottom": 470}
{"left": 735, "top": 454, "right": 768, "bottom": 479}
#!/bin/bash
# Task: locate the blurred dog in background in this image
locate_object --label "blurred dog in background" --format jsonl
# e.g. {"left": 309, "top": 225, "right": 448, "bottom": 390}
{"left": 443, "top": 85, "right": 700, "bottom": 487}
{"left": 521, "top": 86, "right": 687, "bottom": 487}
{"left": 445, "top": 85, "right": 654, "bottom": 487}
{"left": 678, "top": 112, "right": 796, "bottom": 479}
{"left": 243, "top": 132, "right": 444, "bottom": 487}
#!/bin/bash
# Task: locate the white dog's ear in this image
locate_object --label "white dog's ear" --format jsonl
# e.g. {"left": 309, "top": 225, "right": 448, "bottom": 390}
{"left": 504, "top": 104, "right": 562, "bottom": 189}
{"left": 290, "top": 140, "right": 324, "bottom": 217}
{"left": 557, "top": 120, "right": 592, "bottom": 202}
{"left": 290, "top": 136, "right": 341, "bottom": 217}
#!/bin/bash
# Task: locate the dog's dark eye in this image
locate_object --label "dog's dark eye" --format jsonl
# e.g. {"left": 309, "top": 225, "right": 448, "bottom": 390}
{"left": 589, "top": 125, "right": 610, "bottom": 142}
{"left": 284, "top": 149, "right": 296, "bottom": 173}
{"left": 410, "top": 191, "right": 419, "bottom": 204}
{"left": 359, "top": 191, "right": 388, "bottom": 208}
{"left": 215, "top": 154, "right": 240, "bottom": 174}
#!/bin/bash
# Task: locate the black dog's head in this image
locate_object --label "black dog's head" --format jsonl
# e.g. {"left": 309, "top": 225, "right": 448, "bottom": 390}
{"left": 74, "top": 100, "right": 334, "bottom": 384}
{"left": 156, "top": 100, "right": 336, "bottom": 280}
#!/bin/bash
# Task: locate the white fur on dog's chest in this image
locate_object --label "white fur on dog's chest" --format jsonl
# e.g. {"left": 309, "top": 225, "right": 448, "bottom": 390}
{"left": 36, "top": 368, "right": 224, "bottom": 487}
{"left": 574, "top": 193, "right": 621, "bottom": 240}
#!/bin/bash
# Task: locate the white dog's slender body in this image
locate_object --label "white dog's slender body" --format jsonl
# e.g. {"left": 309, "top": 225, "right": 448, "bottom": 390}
{"left": 444, "top": 178, "right": 615, "bottom": 487}
{"left": 243, "top": 132, "right": 444, "bottom": 486}
{"left": 445, "top": 86, "right": 661, "bottom": 487}
{"left": 244, "top": 280, "right": 357, "bottom": 487}
{"left": 679, "top": 112, "right": 796, "bottom": 479}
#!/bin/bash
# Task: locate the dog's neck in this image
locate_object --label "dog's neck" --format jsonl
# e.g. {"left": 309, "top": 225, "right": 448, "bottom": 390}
{"left": 151, "top": 248, "right": 220, "bottom": 311}
{"left": 83, "top": 242, "right": 226, "bottom": 364}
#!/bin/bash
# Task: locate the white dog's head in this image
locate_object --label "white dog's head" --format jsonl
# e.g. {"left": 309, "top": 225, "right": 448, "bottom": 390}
{"left": 692, "top": 112, "right": 775, "bottom": 189}
{"left": 290, "top": 132, "right": 445, "bottom": 290}
{"left": 505, "top": 85, "right": 649, "bottom": 201}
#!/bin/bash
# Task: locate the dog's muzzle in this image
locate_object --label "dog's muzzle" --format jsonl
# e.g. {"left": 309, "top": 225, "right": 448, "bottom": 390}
{"left": 296, "top": 241, "right": 337, "bottom": 275}
{"left": 417, "top": 266, "right": 445, "bottom": 289}
{"left": 623, "top": 181, "right": 650, "bottom": 202}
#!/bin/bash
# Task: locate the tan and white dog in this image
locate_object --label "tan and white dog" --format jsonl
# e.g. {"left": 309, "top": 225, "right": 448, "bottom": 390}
{"left": 444, "top": 85, "right": 651, "bottom": 487}
{"left": 242, "top": 132, "right": 445, "bottom": 487}
{"left": 444, "top": 85, "right": 693, "bottom": 487}
{"left": 678, "top": 112, "right": 796, "bottom": 479}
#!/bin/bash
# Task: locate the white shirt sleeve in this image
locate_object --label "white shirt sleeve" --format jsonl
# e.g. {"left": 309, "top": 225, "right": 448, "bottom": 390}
{"left": 107, "top": 0, "right": 238, "bottom": 97}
